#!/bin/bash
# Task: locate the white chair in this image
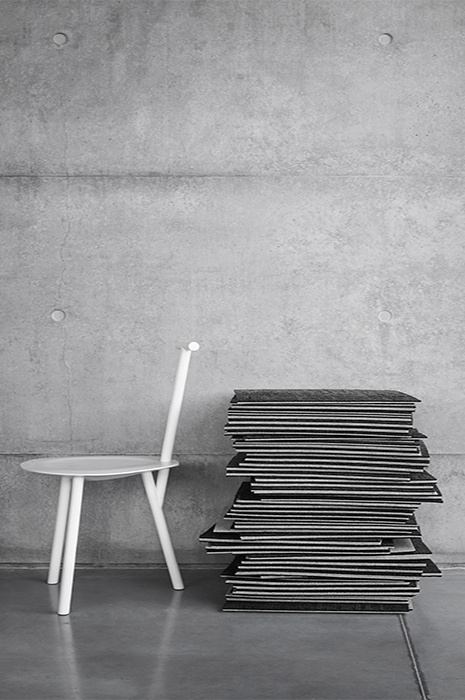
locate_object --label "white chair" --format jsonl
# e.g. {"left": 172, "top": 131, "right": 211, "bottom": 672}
{"left": 21, "top": 341, "right": 200, "bottom": 615}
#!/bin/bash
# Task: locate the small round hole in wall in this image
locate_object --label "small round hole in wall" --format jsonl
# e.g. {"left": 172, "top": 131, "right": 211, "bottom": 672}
{"left": 378, "top": 310, "right": 392, "bottom": 323}
{"left": 51, "top": 309, "right": 66, "bottom": 322}
{"left": 53, "top": 32, "right": 69, "bottom": 47}
{"left": 378, "top": 33, "right": 393, "bottom": 46}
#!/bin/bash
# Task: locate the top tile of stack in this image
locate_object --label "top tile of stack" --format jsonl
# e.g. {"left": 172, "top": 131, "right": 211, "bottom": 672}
{"left": 231, "top": 389, "right": 420, "bottom": 404}
{"left": 226, "top": 390, "right": 420, "bottom": 441}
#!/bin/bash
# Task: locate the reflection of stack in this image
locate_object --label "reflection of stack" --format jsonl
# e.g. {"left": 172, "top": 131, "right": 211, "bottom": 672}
{"left": 200, "top": 389, "right": 442, "bottom": 613}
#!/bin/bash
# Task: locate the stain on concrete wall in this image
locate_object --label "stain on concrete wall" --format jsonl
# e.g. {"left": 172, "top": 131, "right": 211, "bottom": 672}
{"left": 1, "top": 0, "right": 464, "bottom": 563}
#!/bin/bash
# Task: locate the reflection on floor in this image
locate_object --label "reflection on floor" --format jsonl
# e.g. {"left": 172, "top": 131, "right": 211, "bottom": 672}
{"left": 0, "top": 567, "right": 463, "bottom": 700}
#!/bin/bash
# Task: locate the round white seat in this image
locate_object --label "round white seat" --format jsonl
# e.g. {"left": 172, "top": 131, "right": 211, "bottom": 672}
{"left": 21, "top": 456, "right": 179, "bottom": 479}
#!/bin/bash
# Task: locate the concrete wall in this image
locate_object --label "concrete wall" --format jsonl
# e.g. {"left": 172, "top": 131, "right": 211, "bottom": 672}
{"left": 1, "top": 0, "right": 464, "bottom": 564}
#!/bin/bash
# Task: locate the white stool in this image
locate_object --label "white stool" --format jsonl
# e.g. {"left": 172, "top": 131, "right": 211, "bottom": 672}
{"left": 21, "top": 342, "right": 199, "bottom": 615}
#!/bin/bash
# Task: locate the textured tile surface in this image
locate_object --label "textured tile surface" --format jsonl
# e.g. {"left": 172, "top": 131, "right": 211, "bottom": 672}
{"left": 1, "top": 1, "right": 465, "bottom": 177}
{"left": 416, "top": 456, "right": 465, "bottom": 560}
{"left": 1, "top": 0, "right": 463, "bottom": 567}
{"left": 0, "top": 568, "right": 422, "bottom": 700}
{"left": 1, "top": 176, "right": 464, "bottom": 455}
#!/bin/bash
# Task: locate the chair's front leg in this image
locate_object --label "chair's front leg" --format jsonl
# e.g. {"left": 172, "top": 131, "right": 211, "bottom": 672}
{"left": 141, "top": 471, "right": 184, "bottom": 590}
{"left": 48, "top": 477, "right": 72, "bottom": 585}
{"left": 58, "top": 476, "right": 85, "bottom": 615}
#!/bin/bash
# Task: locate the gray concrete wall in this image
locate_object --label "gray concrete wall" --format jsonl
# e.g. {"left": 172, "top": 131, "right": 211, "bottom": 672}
{"left": 1, "top": 0, "right": 464, "bottom": 564}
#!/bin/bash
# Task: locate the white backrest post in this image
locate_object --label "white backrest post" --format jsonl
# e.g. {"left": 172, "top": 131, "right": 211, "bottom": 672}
{"left": 157, "top": 342, "right": 199, "bottom": 506}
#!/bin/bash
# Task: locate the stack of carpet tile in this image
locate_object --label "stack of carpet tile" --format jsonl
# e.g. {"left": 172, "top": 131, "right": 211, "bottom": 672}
{"left": 200, "top": 389, "right": 442, "bottom": 613}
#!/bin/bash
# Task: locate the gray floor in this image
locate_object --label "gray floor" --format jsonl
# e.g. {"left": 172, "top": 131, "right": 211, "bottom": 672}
{"left": 0, "top": 567, "right": 464, "bottom": 700}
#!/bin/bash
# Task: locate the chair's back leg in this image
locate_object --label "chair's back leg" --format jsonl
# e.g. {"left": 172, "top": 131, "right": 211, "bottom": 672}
{"left": 48, "top": 476, "right": 72, "bottom": 585}
{"left": 156, "top": 468, "right": 170, "bottom": 508}
{"left": 141, "top": 471, "right": 184, "bottom": 590}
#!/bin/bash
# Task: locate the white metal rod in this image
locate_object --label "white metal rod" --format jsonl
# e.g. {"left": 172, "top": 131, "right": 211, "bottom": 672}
{"left": 156, "top": 468, "right": 170, "bottom": 508}
{"left": 141, "top": 472, "right": 184, "bottom": 590}
{"left": 48, "top": 477, "right": 72, "bottom": 585}
{"left": 160, "top": 342, "right": 199, "bottom": 464}
{"left": 58, "top": 477, "right": 85, "bottom": 615}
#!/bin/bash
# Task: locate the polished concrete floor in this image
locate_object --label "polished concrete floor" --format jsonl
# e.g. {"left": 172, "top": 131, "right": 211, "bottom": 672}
{"left": 0, "top": 567, "right": 463, "bottom": 700}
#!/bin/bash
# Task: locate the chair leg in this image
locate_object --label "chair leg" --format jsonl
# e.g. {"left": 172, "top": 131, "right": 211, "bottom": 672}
{"left": 48, "top": 477, "right": 72, "bottom": 585}
{"left": 156, "top": 467, "right": 169, "bottom": 507}
{"left": 141, "top": 471, "right": 184, "bottom": 591}
{"left": 58, "top": 476, "right": 85, "bottom": 615}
